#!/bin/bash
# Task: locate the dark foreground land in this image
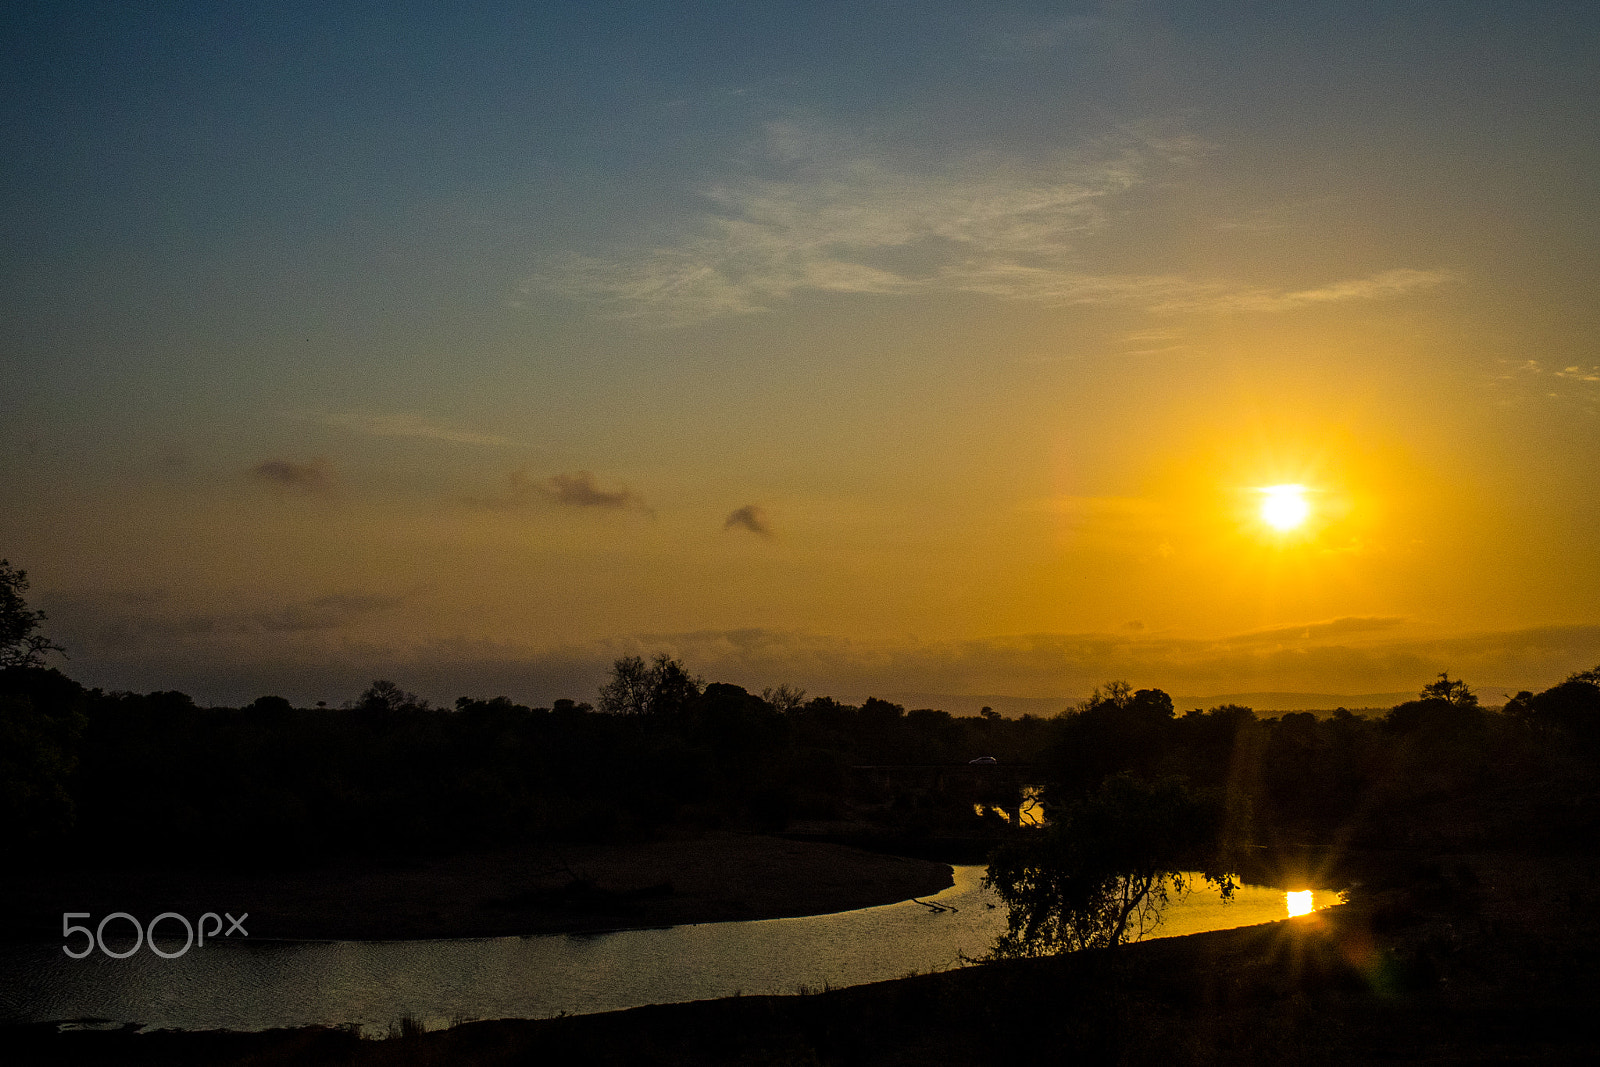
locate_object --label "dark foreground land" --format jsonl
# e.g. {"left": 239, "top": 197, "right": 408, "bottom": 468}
{"left": 8, "top": 848, "right": 1598, "bottom": 1065}
{"left": 1, "top": 831, "right": 953, "bottom": 942}
{"left": 7, "top": 661, "right": 1600, "bottom": 1061}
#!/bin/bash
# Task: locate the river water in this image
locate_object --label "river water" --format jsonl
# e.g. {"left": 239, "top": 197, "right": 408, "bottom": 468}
{"left": 0, "top": 867, "right": 1338, "bottom": 1035}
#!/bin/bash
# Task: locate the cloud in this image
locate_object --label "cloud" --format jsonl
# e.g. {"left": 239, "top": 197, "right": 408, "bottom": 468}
{"left": 466, "top": 468, "right": 650, "bottom": 514}
{"left": 252, "top": 593, "right": 410, "bottom": 633}
{"left": 1225, "top": 616, "right": 1408, "bottom": 646}
{"left": 249, "top": 457, "right": 336, "bottom": 493}
{"left": 724, "top": 504, "right": 775, "bottom": 537}
{"left": 294, "top": 410, "right": 520, "bottom": 448}
{"left": 34, "top": 598, "right": 1600, "bottom": 711}
{"left": 39, "top": 588, "right": 410, "bottom": 657}
{"left": 984, "top": 15, "right": 1106, "bottom": 58}
{"left": 525, "top": 122, "right": 1453, "bottom": 324}
{"left": 527, "top": 123, "right": 1179, "bottom": 322}
{"left": 1221, "top": 268, "right": 1455, "bottom": 311}
{"left": 961, "top": 267, "right": 1454, "bottom": 315}
{"left": 540, "top": 470, "right": 645, "bottom": 510}
{"left": 1493, "top": 358, "right": 1600, "bottom": 408}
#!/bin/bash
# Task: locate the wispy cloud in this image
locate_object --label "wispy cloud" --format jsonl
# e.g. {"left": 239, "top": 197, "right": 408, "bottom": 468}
{"left": 249, "top": 457, "right": 336, "bottom": 494}
{"left": 724, "top": 504, "right": 775, "bottom": 537}
{"left": 954, "top": 266, "right": 1454, "bottom": 314}
{"left": 529, "top": 123, "right": 1177, "bottom": 322}
{"left": 296, "top": 410, "right": 519, "bottom": 448}
{"left": 1225, "top": 269, "right": 1454, "bottom": 311}
{"left": 467, "top": 468, "right": 651, "bottom": 514}
{"left": 1494, "top": 358, "right": 1600, "bottom": 407}
{"left": 526, "top": 122, "right": 1453, "bottom": 324}
{"left": 984, "top": 15, "right": 1107, "bottom": 59}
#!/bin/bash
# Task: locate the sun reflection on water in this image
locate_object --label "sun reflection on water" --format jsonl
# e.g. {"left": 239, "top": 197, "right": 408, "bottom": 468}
{"left": 1285, "top": 890, "right": 1315, "bottom": 917}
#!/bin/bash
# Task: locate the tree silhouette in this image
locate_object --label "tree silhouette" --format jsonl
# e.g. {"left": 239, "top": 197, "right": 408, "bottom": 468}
{"left": 1419, "top": 672, "right": 1478, "bottom": 707}
{"left": 0, "top": 559, "right": 64, "bottom": 669}
{"left": 761, "top": 683, "right": 807, "bottom": 713}
{"left": 1386, "top": 672, "right": 1485, "bottom": 735}
{"left": 599, "top": 655, "right": 649, "bottom": 715}
{"left": 985, "top": 773, "right": 1230, "bottom": 958}
{"left": 598, "top": 653, "right": 702, "bottom": 716}
{"left": 355, "top": 679, "right": 429, "bottom": 713}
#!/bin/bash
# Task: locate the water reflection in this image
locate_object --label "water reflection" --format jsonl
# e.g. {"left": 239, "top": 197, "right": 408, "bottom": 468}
{"left": 0, "top": 866, "right": 1339, "bottom": 1035}
{"left": 973, "top": 785, "right": 1046, "bottom": 826}
{"left": 1286, "top": 890, "right": 1315, "bottom": 917}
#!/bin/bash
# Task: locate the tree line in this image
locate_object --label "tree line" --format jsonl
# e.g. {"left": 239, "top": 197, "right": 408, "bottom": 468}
{"left": 3, "top": 558, "right": 1598, "bottom": 907}
{"left": 0, "top": 656, "right": 1059, "bottom": 867}
{"left": 4, "top": 654, "right": 1597, "bottom": 875}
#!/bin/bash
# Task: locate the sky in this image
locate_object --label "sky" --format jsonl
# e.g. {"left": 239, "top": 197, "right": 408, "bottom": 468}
{"left": 3, "top": 1, "right": 1599, "bottom": 710}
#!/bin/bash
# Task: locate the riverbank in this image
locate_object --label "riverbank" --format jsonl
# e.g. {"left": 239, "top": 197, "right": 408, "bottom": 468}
{"left": 0, "top": 831, "right": 954, "bottom": 942}
{"left": 7, "top": 848, "right": 1595, "bottom": 1064}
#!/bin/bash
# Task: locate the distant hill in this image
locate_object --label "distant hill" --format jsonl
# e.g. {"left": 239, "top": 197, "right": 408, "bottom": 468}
{"left": 882, "top": 687, "right": 1522, "bottom": 718}
{"left": 880, "top": 693, "right": 1072, "bottom": 719}
{"left": 1173, "top": 686, "right": 1522, "bottom": 712}
{"left": 1170, "top": 692, "right": 1416, "bottom": 713}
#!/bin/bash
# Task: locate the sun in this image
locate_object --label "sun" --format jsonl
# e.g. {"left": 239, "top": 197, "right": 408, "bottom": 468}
{"left": 1258, "top": 484, "right": 1311, "bottom": 531}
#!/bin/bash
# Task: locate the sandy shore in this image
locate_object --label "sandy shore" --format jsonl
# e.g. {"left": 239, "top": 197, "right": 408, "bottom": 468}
{"left": 0, "top": 832, "right": 954, "bottom": 943}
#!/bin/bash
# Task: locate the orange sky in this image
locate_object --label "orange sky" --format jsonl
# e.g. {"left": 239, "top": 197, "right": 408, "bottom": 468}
{"left": 4, "top": 3, "right": 1598, "bottom": 707}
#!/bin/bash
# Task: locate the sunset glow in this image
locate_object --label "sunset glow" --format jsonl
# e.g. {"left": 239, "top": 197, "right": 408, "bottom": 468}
{"left": 2, "top": 3, "right": 1598, "bottom": 708}
{"left": 1259, "top": 485, "right": 1312, "bottom": 532}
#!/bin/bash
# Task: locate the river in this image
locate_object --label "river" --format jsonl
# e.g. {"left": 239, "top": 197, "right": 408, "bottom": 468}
{"left": 0, "top": 866, "right": 1339, "bottom": 1036}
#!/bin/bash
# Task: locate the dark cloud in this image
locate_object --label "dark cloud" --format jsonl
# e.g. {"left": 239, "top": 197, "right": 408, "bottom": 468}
{"left": 724, "top": 504, "right": 774, "bottom": 537}
{"left": 466, "top": 468, "right": 649, "bottom": 513}
{"left": 540, "top": 470, "right": 645, "bottom": 510}
{"left": 252, "top": 593, "right": 409, "bottom": 633}
{"left": 39, "top": 589, "right": 408, "bottom": 655}
{"left": 1227, "top": 616, "right": 1407, "bottom": 646}
{"left": 249, "top": 457, "right": 335, "bottom": 493}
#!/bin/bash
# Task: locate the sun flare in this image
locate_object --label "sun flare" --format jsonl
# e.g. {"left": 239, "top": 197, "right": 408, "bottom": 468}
{"left": 1259, "top": 484, "right": 1311, "bottom": 531}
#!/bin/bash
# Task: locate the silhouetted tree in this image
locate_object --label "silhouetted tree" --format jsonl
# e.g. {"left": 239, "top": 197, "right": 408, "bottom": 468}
{"left": 647, "top": 652, "right": 703, "bottom": 717}
{"left": 985, "top": 773, "right": 1231, "bottom": 957}
{"left": 0, "top": 559, "right": 64, "bottom": 669}
{"left": 1419, "top": 671, "right": 1478, "bottom": 707}
{"left": 355, "top": 679, "right": 429, "bottom": 713}
{"left": 0, "top": 668, "right": 87, "bottom": 846}
{"left": 599, "top": 655, "right": 653, "bottom": 715}
{"left": 1047, "top": 684, "right": 1178, "bottom": 796}
{"left": 761, "top": 683, "right": 806, "bottom": 713}
{"left": 1381, "top": 672, "right": 1489, "bottom": 738}
{"left": 1525, "top": 678, "right": 1600, "bottom": 740}
{"left": 598, "top": 652, "right": 704, "bottom": 717}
